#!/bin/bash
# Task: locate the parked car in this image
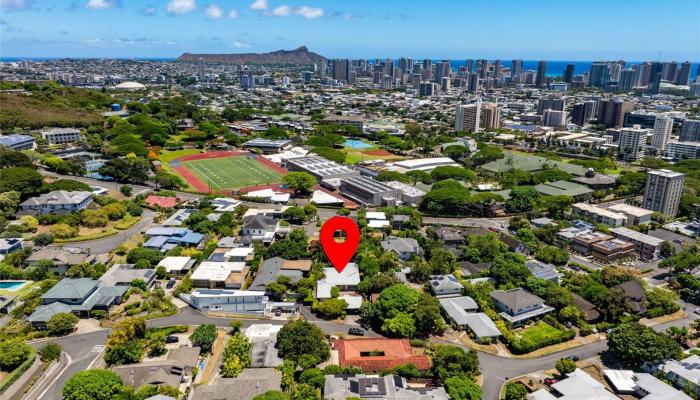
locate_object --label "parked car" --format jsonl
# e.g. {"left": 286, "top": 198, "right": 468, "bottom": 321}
{"left": 274, "top": 310, "right": 282, "bottom": 316}
{"left": 166, "top": 279, "right": 176, "bottom": 289}
{"left": 543, "top": 378, "right": 559, "bottom": 386}
{"left": 166, "top": 335, "right": 179, "bottom": 344}
{"left": 348, "top": 328, "right": 365, "bottom": 336}
{"left": 694, "top": 308, "right": 700, "bottom": 315}
{"left": 566, "top": 355, "right": 579, "bottom": 362}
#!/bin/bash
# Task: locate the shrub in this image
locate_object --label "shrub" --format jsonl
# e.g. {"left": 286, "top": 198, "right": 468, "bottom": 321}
{"left": 33, "top": 233, "right": 54, "bottom": 246}
{"left": 47, "top": 312, "right": 79, "bottom": 336}
{"left": 120, "top": 185, "right": 133, "bottom": 197}
{"left": 82, "top": 209, "right": 108, "bottom": 228}
{"left": 50, "top": 223, "right": 78, "bottom": 239}
{"left": 39, "top": 343, "right": 62, "bottom": 363}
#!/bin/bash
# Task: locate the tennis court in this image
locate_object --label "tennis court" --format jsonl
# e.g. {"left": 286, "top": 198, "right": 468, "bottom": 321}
{"left": 181, "top": 156, "right": 283, "bottom": 190}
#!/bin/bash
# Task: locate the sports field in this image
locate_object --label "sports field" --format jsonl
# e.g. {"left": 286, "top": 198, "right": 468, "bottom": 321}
{"left": 181, "top": 156, "right": 283, "bottom": 190}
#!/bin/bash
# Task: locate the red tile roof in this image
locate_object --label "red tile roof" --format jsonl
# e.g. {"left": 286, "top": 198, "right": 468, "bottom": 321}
{"left": 335, "top": 338, "right": 431, "bottom": 372}
{"left": 145, "top": 195, "right": 179, "bottom": 208}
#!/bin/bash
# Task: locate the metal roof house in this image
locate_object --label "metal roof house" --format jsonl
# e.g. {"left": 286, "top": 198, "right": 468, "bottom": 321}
{"left": 490, "top": 288, "right": 554, "bottom": 325}
{"left": 19, "top": 190, "right": 92, "bottom": 215}
{"left": 438, "top": 296, "right": 501, "bottom": 340}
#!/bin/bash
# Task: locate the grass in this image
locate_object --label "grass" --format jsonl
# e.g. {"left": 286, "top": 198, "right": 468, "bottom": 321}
{"left": 182, "top": 156, "right": 283, "bottom": 190}
{"left": 157, "top": 148, "right": 201, "bottom": 174}
{"left": 55, "top": 229, "right": 118, "bottom": 243}
{"left": 517, "top": 322, "right": 564, "bottom": 345}
{"left": 114, "top": 214, "right": 140, "bottom": 230}
{"left": 344, "top": 149, "right": 406, "bottom": 165}
{"left": 0, "top": 281, "right": 35, "bottom": 297}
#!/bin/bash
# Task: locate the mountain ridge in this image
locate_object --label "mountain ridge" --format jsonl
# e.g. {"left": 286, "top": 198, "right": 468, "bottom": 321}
{"left": 176, "top": 46, "right": 325, "bottom": 65}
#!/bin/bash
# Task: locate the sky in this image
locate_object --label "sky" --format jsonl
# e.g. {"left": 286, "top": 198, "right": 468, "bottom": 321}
{"left": 1, "top": 0, "right": 699, "bottom": 60}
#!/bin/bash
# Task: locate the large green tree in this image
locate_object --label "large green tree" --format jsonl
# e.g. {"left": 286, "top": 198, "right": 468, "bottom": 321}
{"left": 276, "top": 320, "right": 330, "bottom": 366}
{"left": 62, "top": 369, "right": 124, "bottom": 400}
{"left": 431, "top": 345, "right": 480, "bottom": 382}
{"left": 608, "top": 322, "right": 683, "bottom": 368}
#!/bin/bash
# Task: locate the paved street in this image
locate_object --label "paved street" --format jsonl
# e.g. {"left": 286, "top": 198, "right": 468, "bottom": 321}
{"left": 46, "top": 209, "right": 155, "bottom": 255}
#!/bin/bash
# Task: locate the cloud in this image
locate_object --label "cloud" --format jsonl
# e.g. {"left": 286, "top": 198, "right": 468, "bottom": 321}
{"left": 248, "top": 0, "right": 266, "bottom": 10}
{"left": 227, "top": 9, "right": 239, "bottom": 18}
{"left": 85, "top": 0, "right": 116, "bottom": 10}
{"left": 166, "top": 0, "right": 196, "bottom": 15}
{"left": 295, "top": 6, "right": 323, "bottom": 19}
{"left": 270, "top": 5, "right": 291, "bottom": 16}
{"left": 232, "top": 40, "right": 251, "bottom": 48}
{"left": 141, "top": 5, "right": 157, "bottom": 16}
{"left": 204, "top": 3, "right": 222, "bottom": 19}
{"left": 0, "top": 0, "right": 29, "bottom": 10}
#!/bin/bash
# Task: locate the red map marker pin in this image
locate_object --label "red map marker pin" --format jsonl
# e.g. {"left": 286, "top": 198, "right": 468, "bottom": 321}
{"left": 320, "top": 216, "right": 360, "bottom": 273}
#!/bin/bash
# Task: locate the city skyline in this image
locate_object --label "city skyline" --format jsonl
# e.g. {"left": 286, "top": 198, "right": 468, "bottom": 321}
{"left": 1, "top": 0, "right": 699, "bottom": 60}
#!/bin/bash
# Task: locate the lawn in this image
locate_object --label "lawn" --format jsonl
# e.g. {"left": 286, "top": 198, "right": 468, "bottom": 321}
{"left": 182, "top": 156, "right": 283, "bottom": 190}
{"left": 516, "top": 321, "right": 565, "bottom": 348}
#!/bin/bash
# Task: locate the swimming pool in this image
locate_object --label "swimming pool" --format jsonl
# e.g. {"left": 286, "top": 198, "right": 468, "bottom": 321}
{"left": 344, "top": 139, "right": 374, "bottom": 149}
{"left": 0, "top": 281, "right": 28, "bottom": 291}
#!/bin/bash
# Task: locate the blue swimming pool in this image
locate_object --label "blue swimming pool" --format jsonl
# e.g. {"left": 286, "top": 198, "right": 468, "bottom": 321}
{"left": 344, "top": 139, "right": 374, "bottom": 149}
{"left": 0, "top": 281, "right": 27, "bottom": 291}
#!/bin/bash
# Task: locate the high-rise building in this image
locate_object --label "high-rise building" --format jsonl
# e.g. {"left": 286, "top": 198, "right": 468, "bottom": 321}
{"left": 411, "top": 74, "right": 422, "bottom": 90}
{"left": 455, "top": 100, "right": 501, "bottom": 132}
{"left": 571, "top": 101, "right": 596, "bottom": 126}
{"left": 589, "top": 62, "right": 610, "bottom": 88}
{"left": 642, "top": 169, "right": 686, "bottom": 217}
{"left": 493, "top": 59, "right": 503, "bottom": 82}
{"left": 398, "top": 57, "right": 408, "bottom": 74}
{"left": 440, "top": 77, "right": 451, "bottom": 92}
{"left": 563, "top": 64, "right": 575, "bottom": 83}
{"left": 618, "top": 126, "right": 648, "bottom": 161}
{"left": 333, "top": 59, "right": 351, "bottom": 82}
{"left": 543, "top": 109, "right": 567, "bottom": 127}
{"left": 197, "top": 58, "right": 205, "bottom": 81}
{"left": 476, "top": 59, "right": 488, "bottom": 79}
{"left": 419, "top": 82, "right": 438, "bottom": 97}
{"left": 319, "top": 59, "right": 327, "bottom": 79}
{"left": 638, "top": 62, "right": 653, "bottom": 87}
{"left": 619, "top": 69, "right": 638, "bottom": 91}
{"left": 651, "top": 115, "right": 673, "bottom": 152}
{"left": 597, "top": 98, "right": 633, "bottom": 128}
{"left": 467, "top": 73, "right": 479, "bottom": 93}
{"left": 662, "top": 61, "right": 678, "bottom": 82}
{"left": 676, "top": 62, "right": 692, "bottom": 85}
{"left": 537, "top": 98, "right": 565, "bottom": 115}
{"left": 535, "top": 61, "right": 546, "bottom": 87}
{"left": 465, "top": 59, "right": 474, "bottom": 73}
{"left": 435, "top": 60, "right": 451, "bottom": 83}
{"left": 679, "top": 119, "right": 700, "bottom": 142}
{"left": 511, "top": 59, "right": 523, "bottom": 77}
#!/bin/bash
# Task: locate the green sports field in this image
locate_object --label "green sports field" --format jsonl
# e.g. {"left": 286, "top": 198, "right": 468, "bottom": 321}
{"left": 182, "top": 156, "right": 283, "bottom": 190}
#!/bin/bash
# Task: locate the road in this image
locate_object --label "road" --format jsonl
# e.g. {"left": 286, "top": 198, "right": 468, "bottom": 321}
{"left": 47, "top": 209, "right": 155, "bottom": 255}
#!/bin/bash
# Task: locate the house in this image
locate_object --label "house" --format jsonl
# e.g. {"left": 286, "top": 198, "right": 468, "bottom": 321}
{"left": 459, "top": 260, "right": 492, "bottom": 277}
{"left": 527, "top": 368, "right": 621, "bottom": 400}
{"left": 0, "top": 134, "right": 34, "bottom": 150}
{"left": 490, "top": 288, "right": 554, "bottom": 325}
{"left": 27, "top": 278, "right": 128, "bottom": 328}
{"left": 661, "top": 355, "right": 700, "bottom": 397}
{"left": 604, "top": 370, "right": 692, "bottom": 400}
{"left": 429, "top": 274, "right": 464, "bottom": 297}
{"left": 316, "top": 263, "right": 360, "bottom": 299}
{"left": 526, "top": 260, "right": 562, "bottom": 283}
{"left": 242, "top": 138, "right": 293, "bottom": 154}
{"left": 244, "top": 324, "right": 283, "bottom": 368}
{"left": 26, "top": 247, "right": 99, "bottom": 276}
{"left": 249, "top": 257, "right": 311, "bottom": 291}
{"left": 157, "top": 257, "right": 196, "bottom": 276}
{"left": 334, "top": 338, "right": 431, "bottom": 373}
{"left": 0, "top": 294, "right": 18, "bottom": 314}
{"left": 499, "top": 233, "right": 529, "bottom": 254}
{"left": 572, "top": 293, "right": 601, "bottom": 323}
{"left": 180, "top": 288, "right": 269, "bottom": 314}
{"left": 100, "top": 264, "right": 157, "bottom": 288}
{"left": 145, "top": 195, "right": 180, "bottom": 209}
{"left": 612, "top": 280, "right": 647, "bottom": 314}
{"left": 610, "top": 227, "right": 664, "bottom": 260}
{"left": 240, "top": 215, "right": 279, "bottom": 244}
{"left": 380, "top": 237, "right": 423, "bottom": 261}
{"left": 366, "top": 211, "right": 391, "bottom": 229}
{"left": 41, "top": 127, "right": 81, "bottom": 144}
{"left": 162, "top": 208, "right": 196, "bottom": 226}
{"left": 324, "top": 374, "right": 449, "bottom": 400}
{"left": 223, "top": 246, "right": 255, "bottom": 262}
{"left": 143, "top": 227, "right": 205, "bottom": 252}
{"left": 435, "top": 227, "right": 466, "bottom": 245}
{"left": 391, "top": 214, "right": 410, "bottom": 230}
{"left": 112, "top": 345, "right": 200, "bottom": 390}
{"left": 190, "top": 261, "right": 247, "bottom": 289}
{"left": 0, "top": 238, "right": 22, "bottom": 257}
{"left": 210, "top": 197, "right": 242, "bottom": 212}
{"left": 19, "top": 190, "right": 92, "bottom": 215}
{"left": 438, "top": 296, "right": 501, "bottom": 340}
{"left": 192, "top": 368, "right": 282, "bottom": 400}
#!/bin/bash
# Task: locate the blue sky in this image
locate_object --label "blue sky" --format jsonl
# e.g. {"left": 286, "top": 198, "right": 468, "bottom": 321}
{"left": 1, "top": 0, "right": 699, "bottom": 60}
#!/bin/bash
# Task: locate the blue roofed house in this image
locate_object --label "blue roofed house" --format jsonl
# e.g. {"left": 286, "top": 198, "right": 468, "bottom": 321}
{"left": 527, "top": 260, "right": 562, "bottom": 283}
{"left": 143, "top": 227, "right": 205, "bottom": 252}
{"left": 27, "top": 278, "right": 128, "bottom": 328}
{"left": 0, "top": 134, "right": 35, "bottom": 150}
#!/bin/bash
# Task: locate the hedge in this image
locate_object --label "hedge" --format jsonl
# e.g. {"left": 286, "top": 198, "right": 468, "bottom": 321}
{"left": 503, "top": 324, "right": 576, "bottom": 355}
{"left": 54, "top": 229, "right": 118, "bottom": 243}
{"left": 0, "top": 346, "right": 36, "bottom": 394}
